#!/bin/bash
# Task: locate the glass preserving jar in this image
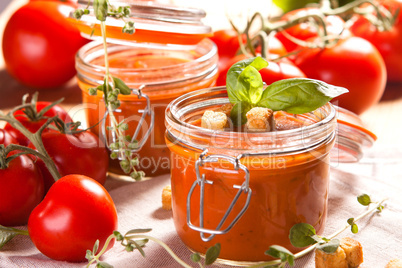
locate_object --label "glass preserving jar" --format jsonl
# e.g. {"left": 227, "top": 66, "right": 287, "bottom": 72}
{"left": 165, "top": 86, "right": 376, "bottom": 265}
{"left": 73, "top": 2, "right": 218, "bottom": 176}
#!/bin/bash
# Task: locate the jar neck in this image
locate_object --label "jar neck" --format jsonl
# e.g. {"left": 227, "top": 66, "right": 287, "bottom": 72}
{"left": 165, "top": 87, "right": 337, "bottom": 156}
{"left": 75, "top": 39, "right": 218, "bottom": 97}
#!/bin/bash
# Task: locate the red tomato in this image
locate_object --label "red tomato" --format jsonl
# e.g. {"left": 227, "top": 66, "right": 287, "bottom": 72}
{"left": 349, "top": 0, "right": 402, "bottom": 82}
{"left": 2, "top": 1, "right": 89, "bottom": 89}
{"left": 210, "top": 29, "right": 287, "bottom": 71}
{"left": 4, "top": 101, "right": 72, "bottom": 146}
{"left": 29, "top": 130, "right": 109, "bottom": 192}
{"left": 28, "top": 174, "right": 117, "bottom": 262}
{"left": 294, "top": 36, "right": 387, "bottom": 114}
{"left": 0, "top": 152, "right": 44, "bottom": 226}
{"left": 0, "top": 129, "right": 19, "bottom": 146}
{"left": 275, "top": 8, "right": 349, "bottom": 52}
{"left": 216, "top": 54, "right": 306, "bottom": 87}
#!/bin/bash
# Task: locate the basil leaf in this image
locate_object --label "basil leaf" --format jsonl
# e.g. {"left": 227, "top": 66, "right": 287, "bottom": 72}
{"left": 289, "top": 223, "right": 317, "bottom": 248}
{"left": 230, "top": 101, "right": 252, "bottom": 127}
{"left": 258, "top": 78, "right": 348, "bottom": 114}
{"left": 226, "top": 57, "right": 268, "bottom": 104}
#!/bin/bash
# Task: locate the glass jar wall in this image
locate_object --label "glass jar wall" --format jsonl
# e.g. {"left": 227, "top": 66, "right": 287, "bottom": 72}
{"left": 165, "top": 86, "right": 337, "bottom": 265}
{"left": 76, "top": 39, "right": 218, "bottom": 176}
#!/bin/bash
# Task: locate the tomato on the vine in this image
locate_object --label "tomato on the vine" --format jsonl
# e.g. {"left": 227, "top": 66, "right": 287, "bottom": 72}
{"left": 216, "top": 54, "right": 306, "bottom": 87}
{"left": 0, "top": 152, "right": 44, "bottom": 227}
{"left": 4, "top": 101, "right": 72, "bottom": 146}
{"left": 28, "top": 130, "right": 109, "bottom": 192}
{"left": 210, "top": 29, "right": 287, "bottom": 71}
{"left": 294, "top": 36, "right": 386, "bottom": 114}
{"left": 275, "top": 8, "right": 349, "bottom": 52}
{"left": 2, "top": 1, "right": 89, "bottom": 89}
{"left": 349, "top": 0, "right": 402, "bottom": 82}
{"left": 28, "top": 174, "right": 117, "bottom": 262}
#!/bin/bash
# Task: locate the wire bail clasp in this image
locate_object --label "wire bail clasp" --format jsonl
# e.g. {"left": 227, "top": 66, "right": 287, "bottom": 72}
{"left": 101, "top": 86, "right": 154, "bottom": 159}
{"left": 187, "top": 150, "right": 252, "bottom": 242}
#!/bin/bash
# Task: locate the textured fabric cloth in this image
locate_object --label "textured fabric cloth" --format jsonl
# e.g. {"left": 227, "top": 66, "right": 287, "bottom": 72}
{"left": 1, "top": 143, "right": 401, "bottom": 268}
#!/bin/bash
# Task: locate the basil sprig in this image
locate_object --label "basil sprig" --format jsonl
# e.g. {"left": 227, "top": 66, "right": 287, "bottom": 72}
{"left": 226, "top": 56, "right": 349, "bottom": 126}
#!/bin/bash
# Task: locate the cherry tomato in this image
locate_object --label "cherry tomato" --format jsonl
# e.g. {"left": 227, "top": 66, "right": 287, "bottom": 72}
{"left": 210, "top": 29, "right": 287, "bottom": 71}
{"left": 349, "top": 0, "right": 402, "bottom": 82}
{"left": 0, "top": 129, "right": 19, "bottom": 147}
{"left": 2, "top": 1, "right": 89, "bottom": 89}
{"left": 216, "top": 54, "right": 306, "bottom": 87}
{"left": 28, "top": 174, "right": 117, "bottom": 262}
{"left": 29, "top": 130, "right": 109, "bottom": 192}
{"left": 275, "top": 8, "right": 349, "bottom": 52}
{"left": 4, "top": 101, "right": 72, "bottom": 146}
{"left": 294, "top": 36, "right": 387, "bottom": 114}
{"left": 0, "top": 152, "right": 44, "bottom": 226}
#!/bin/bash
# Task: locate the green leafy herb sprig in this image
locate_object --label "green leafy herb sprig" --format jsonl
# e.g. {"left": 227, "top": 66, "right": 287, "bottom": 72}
{"left": 226, "top": 56, "right": 349, "bottom": 126}
{"left": 85, "top": 228, "right": 221, "bottom": 268}
{"left": 251, "top": 194, "right": 387, "bottom": 268}
{"left": 73, "top": 0, "right": 144, "bottom": 180}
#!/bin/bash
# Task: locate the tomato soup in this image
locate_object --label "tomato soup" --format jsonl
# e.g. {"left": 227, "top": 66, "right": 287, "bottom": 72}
{"left": 76, "top": 39, "right": 218, "bottom": 176}
{"left": 165, "top": 87, "right": 337, "bottom": 264}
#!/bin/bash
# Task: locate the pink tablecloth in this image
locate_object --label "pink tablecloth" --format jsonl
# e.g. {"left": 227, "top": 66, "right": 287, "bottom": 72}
{"left": 1, "top": 143, "right": 402, "bottom": 268}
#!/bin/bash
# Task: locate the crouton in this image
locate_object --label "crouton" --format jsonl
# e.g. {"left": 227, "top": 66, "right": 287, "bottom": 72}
{"left": 385, "top": 259, "right": 402, "bottom": 268}
{"left": 201, "top": 110, "right": 228, "bottom": 131}
{"left": 214, "top": 103, "right": 234, "bottom": 116}
{"left": 161, "top": 185, "right": 172, "bottom": 210}
{"left": 315, "top": 237, "right": 364, "bottom": 268}
{"left": 245, "top": 107, "right": 275, "bottom": 132}
{"left": 340, "top": 237, "right": 363, "bottom": 268}
{"left": 315, "top": 247, "right": 348, "bottom": 268}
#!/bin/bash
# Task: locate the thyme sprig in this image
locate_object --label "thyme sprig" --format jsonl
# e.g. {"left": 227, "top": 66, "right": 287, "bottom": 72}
{"left": 73, "top": 0, "right": 143, "bottom": 180}
{"left": 86, "top": 229, "right": 221, "bottom": 268}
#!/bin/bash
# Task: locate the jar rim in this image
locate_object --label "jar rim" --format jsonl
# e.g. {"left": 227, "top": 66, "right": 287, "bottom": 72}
{"left": 165, "top": 86, "right": 337, "bottom": 155}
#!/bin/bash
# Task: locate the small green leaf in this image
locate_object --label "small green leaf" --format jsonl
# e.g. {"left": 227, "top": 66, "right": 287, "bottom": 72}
{"left": 113, "top": 77, "right": 131, "bottom": 95}
{"left": 229, "top": 101, "right": 252, "bottom": 126}
{"left": 289, "top": 223, "right": 317, "bottom": 248}
{"left": 347, "top": 218, "right": 354, "bottom": 225}
{"left": 226, "top": 57, "right": 268, "bottom": 104}
{"left": 85, "top": 249, "right": 93, "bottom": 261}
{"left": 351, "top": 223, "right": 359, "bottom": 234}
{"left": 125, "top": 228, "right": 152, "bottom": 235}
{"left": 191, "top": 253, "right": 201, "bottom": 263}
{"left": 317, "top": 238, "right": 340, "bottom": 254}
{"left": 205, "top": 243, "right": 221, "bottom": 265}
{"left": 113, "top": 231, "right": 124, "bottom": 241}
{"left": 258, "top": 78, "right": 348, "bottom": 114}
{"left": 96, "top": 261, "right": 114, "bottom": 268}
{"left": 93, "top": 239, "right": 100, "bottom": 254}
{"left": 93, "top": 0, "right": 108, "bottom": 21}
{"left": 265, "top": 245, "right": 295, "bottom": 266}
{"left": 357, "top": 194, "right": 371, "bottom": 206}
{"left": 130, "top": 239, "right": 146, "bottom": 257}
{"left": 377, "top": 205, "right": 384, "bottom": 212}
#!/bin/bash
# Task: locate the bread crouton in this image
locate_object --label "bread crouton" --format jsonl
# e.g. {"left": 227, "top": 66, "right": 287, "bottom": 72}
{"left": 315, "top": 246, "right": 348, "bottom": 268}
{"left": 161, "top": 185, "right": 172, "bottom": 210}
{"left": 340, "top": 237, "right": 363, "bottom": 268}
{"left": 214, "top": 103, "right": 234, "bottom": 116}
{"left": 245, "top": 107, "right": 275, "bottom": 132}
{"left": 385, "top": 259, "right": 402, "bottom": 268}
{"left": 315, "top": 237, "right": 363, "bottom": 268}
{"left": 201, "top": 110, "right": 228, "bottom": 131}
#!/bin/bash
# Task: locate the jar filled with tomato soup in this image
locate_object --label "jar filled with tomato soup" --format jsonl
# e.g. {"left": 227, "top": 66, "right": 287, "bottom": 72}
{"left": 73, "top": 2, "right": 217, "bottom": 176}
{"left": 165, "top": 86, "right": 376, "bottom": 265}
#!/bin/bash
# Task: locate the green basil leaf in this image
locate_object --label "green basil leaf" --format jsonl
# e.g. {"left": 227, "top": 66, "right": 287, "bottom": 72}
{"left": 289, "top": 223, "right": 317, "bottom": 248}
{"left": 226, "top": 57, "right": 268, "bottom": 104}
{"left": 94, "top": 0, "right": 108, "bottom": 21}
{"left": 230, "top": 101, "right": 252, "bottom": 126}
{"left": 258, "top": 78, "right": 348, "bottom": 114}
{"left": 205, "top": 243, "right": 221, "bottom": 265}
{"left": 317, "top": 238, "right": 340, "bottom": 254}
